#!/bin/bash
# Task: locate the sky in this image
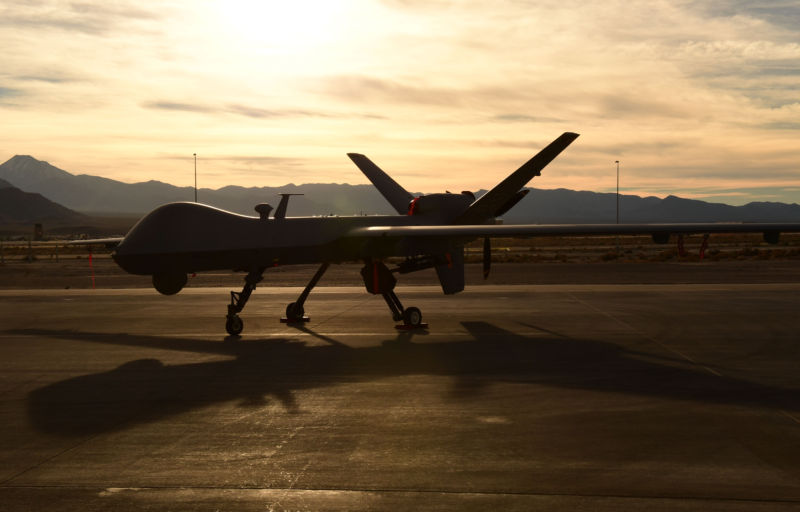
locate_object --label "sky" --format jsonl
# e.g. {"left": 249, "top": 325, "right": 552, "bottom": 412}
{"left": 1, "top": 0, "right": 799, "bottom": 205}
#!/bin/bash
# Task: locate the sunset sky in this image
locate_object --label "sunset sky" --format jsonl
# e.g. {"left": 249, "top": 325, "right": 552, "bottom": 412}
{"left": 1, "top": 1, "right": 799, "bottom": 205}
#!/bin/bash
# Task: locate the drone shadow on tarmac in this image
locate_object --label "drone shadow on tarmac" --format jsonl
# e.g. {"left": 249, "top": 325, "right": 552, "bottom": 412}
{"left": 13, "top": 322, "right": 800, "bottom": 437}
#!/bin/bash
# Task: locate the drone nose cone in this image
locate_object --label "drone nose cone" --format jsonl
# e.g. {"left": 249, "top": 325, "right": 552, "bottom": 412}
{"left": 111, "top": 236, "right": 142, "bottom": 273}
{"left": 110, "top": 202, "right": 197, "bottom": 274}
{"left": 111, "top": 201, "right": 265, "bottom": 275}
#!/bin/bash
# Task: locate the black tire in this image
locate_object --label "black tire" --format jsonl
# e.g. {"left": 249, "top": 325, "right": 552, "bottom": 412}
{"left": 286, "top": 302, "right": 304, "bottom": 321}
{"left": 152, "top": 272, "right": 187, "bottom": 295}
{"left": 226, "top": 315, "right": 243, "bottom": 336}
{"left": 403, "top": 307, "right": 422, "bottom": 327}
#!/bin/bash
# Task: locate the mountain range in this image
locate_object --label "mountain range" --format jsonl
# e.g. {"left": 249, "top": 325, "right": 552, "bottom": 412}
{"left": 2, "top": 155, "right": 800, "bottom": 226}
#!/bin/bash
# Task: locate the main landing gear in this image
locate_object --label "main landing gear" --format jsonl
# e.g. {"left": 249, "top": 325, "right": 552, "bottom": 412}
{"left": 361, "top": 260, "right": 427, "bottom": 330}
{"left": 224, "top": 260, "right": 426, "bottom": 335}
{"left": 282, "top": 260, "right": 425, "bottom": 329}
{"left": 282, "top": 262, "right": 330, "bottom": 323}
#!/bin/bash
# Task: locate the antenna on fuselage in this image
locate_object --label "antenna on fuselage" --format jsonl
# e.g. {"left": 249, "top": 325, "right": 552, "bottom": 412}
{"left": 274, "top": 193, "right": 303, "bottom": 219}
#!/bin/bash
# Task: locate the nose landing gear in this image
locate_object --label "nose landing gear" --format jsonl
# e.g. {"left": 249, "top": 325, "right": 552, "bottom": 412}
{"left": 225, "top": 268, "right": 264, "bottom": 336}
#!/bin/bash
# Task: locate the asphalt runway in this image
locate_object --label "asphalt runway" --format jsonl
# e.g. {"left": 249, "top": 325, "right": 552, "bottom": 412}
{"left": 1, "top": 279, "right": 799, "bottom": 510}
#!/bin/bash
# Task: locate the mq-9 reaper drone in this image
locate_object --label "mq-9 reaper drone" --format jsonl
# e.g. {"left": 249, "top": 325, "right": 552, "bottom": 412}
{"left": 109, "top": 133, "right": 800, "bottom": 335}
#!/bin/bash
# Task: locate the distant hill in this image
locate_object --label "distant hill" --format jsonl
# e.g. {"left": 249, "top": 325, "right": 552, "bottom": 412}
{"left": 0, "top": 181, "right": 86, "bottom": 225}
{"left": 2, "top": 155, "right": 800, "bottom": 223}
{"left": 500, "top": 190, "right": 800, "bottom": 224}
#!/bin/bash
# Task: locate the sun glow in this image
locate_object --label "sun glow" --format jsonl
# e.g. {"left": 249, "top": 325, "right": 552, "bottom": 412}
{"left": 214, "top": 0, "right": 351, "bottom": 53}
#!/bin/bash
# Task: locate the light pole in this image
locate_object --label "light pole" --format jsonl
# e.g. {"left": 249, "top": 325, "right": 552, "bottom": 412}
{"left": 615, "top": 160, "right": 620, "bottom": 254}
{"left": 194, "top": 153, "right": 197, "bottom": 203}
{"left": 615, "top": 160, "right": 620, "bottom": 224}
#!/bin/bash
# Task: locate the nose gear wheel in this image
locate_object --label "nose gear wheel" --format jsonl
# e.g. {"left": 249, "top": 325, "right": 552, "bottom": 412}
{"left": 224, "top": 268, "right": 264, "bottom": 336}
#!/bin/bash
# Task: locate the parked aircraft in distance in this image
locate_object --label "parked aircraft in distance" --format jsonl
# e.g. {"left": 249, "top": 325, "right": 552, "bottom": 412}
{"left": 102, "top": 132, "right": 800, "bottom": 335}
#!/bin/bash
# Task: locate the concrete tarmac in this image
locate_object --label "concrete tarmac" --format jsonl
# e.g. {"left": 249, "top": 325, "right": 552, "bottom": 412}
{"left": 1, "top": 277, "right": 799, "bottom": 510}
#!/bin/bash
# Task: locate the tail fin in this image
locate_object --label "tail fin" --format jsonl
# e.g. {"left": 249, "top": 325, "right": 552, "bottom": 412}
{"left": 347, "top": 153, "right": 414, "bottom": 215}
{"left": 455, "top": 132, "right": 579, "bottom": 224}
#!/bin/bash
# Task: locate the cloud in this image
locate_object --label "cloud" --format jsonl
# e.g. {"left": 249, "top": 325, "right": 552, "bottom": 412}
{"left": 322, "top": 76, "right": 464, "bottom": 107}
{"left": 226, "top": 105, "right": 334, "bottom": 119}
{"left": 14, "top": 74, "right": 74, "bottom": 84}
{"left": 142, "top": 101, "right": 215, "bottom": 114}
{"left": 596, "top": 94, "right": 693, "bottom": 120}
{"left": 195, "top": 156, "right": 319, "bottom": 182}
{"left": 679, "top": 40, "right": 800, "bottom": 60}
{"left": 320, "top": 73, "right": 706, "bottom": 126}
{"left": 165, "top": 154, "right": 304, "bottom": 166}
{"left": 2, "top": 0, "right": 799, "bottom": 202}
{"left": 0, "top": 67, "right": 87, "bottom": 98}
{"left": 0, "top": 1, "right": 162, "bottom": 35}
{"left": 692, "top": 0, "right": 800, "bottom": 32}
{"left": 0, "top": 86, "right": 20, "bottom": 98}
{"left": 492, "top": 114, "right": 565, "bottom": 123}
{"left": 142, "top": 100, "right": 384, "bottom": 121}
{"left": 321, "top": 75, "right": 598, "bottom": 121}
{"left": 762, "top": 122, "right": 800, "bottom": 130}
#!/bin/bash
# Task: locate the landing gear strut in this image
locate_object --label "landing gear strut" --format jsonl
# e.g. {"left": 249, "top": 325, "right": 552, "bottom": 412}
{"left": 361, "top": 260, "right": 427, "bottom": 329}
{"left": 225, "top": 268, "right": 264, "bottom": 336}
{"left": 282, "top": 262, "right": 330, "bottom": 323}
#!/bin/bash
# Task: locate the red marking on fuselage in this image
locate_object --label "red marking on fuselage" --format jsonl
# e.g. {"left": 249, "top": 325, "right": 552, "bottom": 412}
{"left": 407, "top": 197, "right": 420, "bottom": 215}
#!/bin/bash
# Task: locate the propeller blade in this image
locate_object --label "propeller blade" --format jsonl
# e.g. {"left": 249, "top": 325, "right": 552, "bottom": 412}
{"left": 483, "top": 237, "right": 491, "bottom": 280}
